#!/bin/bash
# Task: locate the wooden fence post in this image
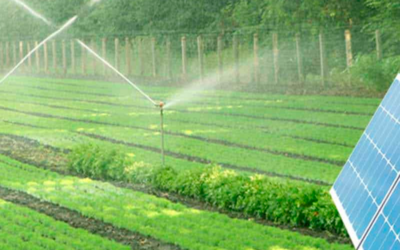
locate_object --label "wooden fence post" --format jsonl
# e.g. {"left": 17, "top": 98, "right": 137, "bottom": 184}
{"left": 91, "top": 39, "right": 97, "bottom": 75}
{"left": 101, "top": 38, "right": 107, "bottom": 75}
{"left": 114, "top": 38, "right": 120, "bottom": 71}
{"left": 197, "top": 35, "right": 204, "bottom": 82}
{"left": 52, "top": 40, "right": 57, "bottom": 73}
{"left": 43, "top": 42, "right": 49, "bottom": 74}
{"left": 272, "top": 33, "right": 279, "bottom": 85}
{"left": 5, "top": 42, "right": 10, "bottom": 68}
{"left": 35, "top": 41, "right": 40, "bottom": 72}
{"left": 62, "top": 40, "right": 67, "bottom": 75}
{"left": 295, "top": 33, "right": 303, "bottom": 85}
{"left": 27, "top": 42, "right": 32, "bottom": 73}
{"left": 345, "top": 29, "right": 353, "bottom": 68}
{"left": 217, "top": 35, "right": 223, "bottom": 84}
{"left": 319, "top": 31, "right": 327, "bottom": 87}
{"left": 376, "top": 30, "right": 382, "bottom": 60}
{"left": 81, "top": 41, "right": 87, "bottom": 75}
{"left": 165, "top": 38, "right": 172, "bottom": 79}
{"left": 0, "top": 42, "right": 3, "bottom": 70}
{"left": 138, "top": 37, "right": 144, "bottom": 76}
{"left": 151, "top": 37, "right": 157, "bottom": 77}
{"left": 125, "top": 37, "right": 131, "bottom": 75}
{"left": 70, "top": 40, "right": 76, "bottom": 75}
{"left": 19, "top": 41, "right": 24, "bottom": 72}
{"left": 233, "top": 34, "right": 240, "bottom": 84}
{"left": 181, "top": 36, "right": 187, "bottom": 80}
{"left": 253, "top": 33, "right": 259, "bottom": 84}
{"left": 13, "top": 42, "right": 17, "bottom": 67}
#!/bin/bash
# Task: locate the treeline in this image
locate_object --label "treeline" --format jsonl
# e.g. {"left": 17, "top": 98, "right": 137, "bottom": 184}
{"left": 1, "top": 0, "right": 400, "bottom": 91}
{"left": 1, "top": 0, "right": 399, "bottom": 38}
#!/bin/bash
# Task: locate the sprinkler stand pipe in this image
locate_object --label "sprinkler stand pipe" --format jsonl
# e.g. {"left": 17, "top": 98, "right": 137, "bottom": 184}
{"left": 158, "top": 101, "right": 166, "bottom": 166}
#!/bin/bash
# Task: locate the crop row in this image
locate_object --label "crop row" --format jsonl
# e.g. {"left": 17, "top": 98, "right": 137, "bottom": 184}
{"left": 0, "top": 107, "right": 341, "bottom": 184}
{"left": 0, "top": 155, "right": 352, "bottom": 250}
{"left": 6, "top": 77, "right": 373, "bottom": 128}
{"left": 0, "top": 199, "right": 128, "bottom": 250}
{"left": 0, "top": 89, "right": 363, "bottom": 149}
{"left": 0, "top": 82, "right": 365, "bottom": 146}
{"left": 0, "top": 83, "right": 362, "bottom": 156}
{"left": 15, "top": 76, "right": 381, "bottom": 113}
{"left": 13, "top": 79, "right": 376, "bottom": 117}
{"left": 67, "top": 143, "right": 346, "bottom": 235}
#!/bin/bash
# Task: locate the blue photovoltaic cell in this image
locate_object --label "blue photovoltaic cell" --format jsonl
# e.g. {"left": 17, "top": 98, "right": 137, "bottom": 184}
{"left": 331, "top": 74, "right": 400, "bottom": 249}
{"left": 362, "top": 183, "right": 400, "bottom": 250}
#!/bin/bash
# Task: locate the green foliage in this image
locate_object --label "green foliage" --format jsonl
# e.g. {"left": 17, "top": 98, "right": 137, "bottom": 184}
{"left": 329, "top": 54, "right": 400, "bottom": 91}
{"left": 67, "top": 144, "right": 346, "bottom": 236}
{"left": 138, "top": 165, "right": 347, "bottom": 236}
{"left": 0, "top": 155, "right": 353, "bottom": 250}
{"left": 0, "top": 199, "right": 129, "bottom": 250}
{"left": 349, "top": 55, "right": 400, "bottom": 91}
{"left": 67, "top": 143, "right": 133, "bottom": 180}
{"left": 2, "top": 0, "right": 375, "bottom": 38}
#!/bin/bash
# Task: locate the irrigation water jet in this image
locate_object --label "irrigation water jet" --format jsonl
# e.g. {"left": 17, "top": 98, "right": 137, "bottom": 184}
{"left": 12, "top": 0, "right": 52, "bottom": 26}
{"left": 8, "top": 0, "right": 166, "bottom": 165}
{"left": 76, "top": 40, "right": 157, "bottom": 106}
{"left": 164, "top": 56, "right": 256, "bottom": 110}
{"left": 0, "top": 16, "right": 78, "bottom": 85}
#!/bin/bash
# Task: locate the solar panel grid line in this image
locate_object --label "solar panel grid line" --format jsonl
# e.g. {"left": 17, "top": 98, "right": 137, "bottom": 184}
{"left": 348, "top": 160, "right": 378, "bottom": 207}
{"left": 357, "top": 178, "right": 400, "bottom": 249}
{"left": 331, "top": 189, "right": 361, "bottom": 246}
{"left": 360, "top": 177, "right": 400, "bottom": 250}
{"left": 330, "top": 74, "right": 400, "bottom": 249}
{"left": 381, "top": 105, "right": 400, "bottom": 126}
{"left": 356, "top": 86, "right": 400, "bottom": 249}
{"left": 364, "top": 132, "right": 399, "bottom": 174}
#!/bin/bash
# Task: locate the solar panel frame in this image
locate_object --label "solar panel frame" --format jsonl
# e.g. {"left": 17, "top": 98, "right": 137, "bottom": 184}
{"left": 331, "top": 74, "right": 400, "bottom": 249}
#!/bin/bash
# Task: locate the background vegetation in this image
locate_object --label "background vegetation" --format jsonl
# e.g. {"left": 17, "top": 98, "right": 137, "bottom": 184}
{"left": 1, "top": 0, "right": 399, "bottom": 92}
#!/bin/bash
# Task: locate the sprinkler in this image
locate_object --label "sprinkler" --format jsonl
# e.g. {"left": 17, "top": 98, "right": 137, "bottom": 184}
{"left": 11, "top": 0, "right": 166, "bottom": 166}
{"left": 156, "top": 101, "right": 166, "bottom": 166}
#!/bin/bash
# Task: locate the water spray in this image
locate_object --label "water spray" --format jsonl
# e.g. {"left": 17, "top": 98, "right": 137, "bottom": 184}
{"left": 7, "top": 0, "right": 167, "bottom": 165}
{"left": 0, "top": 16, "right": 78, "bottom": 85}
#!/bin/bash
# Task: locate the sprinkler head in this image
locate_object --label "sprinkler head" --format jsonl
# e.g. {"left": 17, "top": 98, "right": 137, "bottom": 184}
{"left": 157, "top": 101, "right": 165, "bottom": 109}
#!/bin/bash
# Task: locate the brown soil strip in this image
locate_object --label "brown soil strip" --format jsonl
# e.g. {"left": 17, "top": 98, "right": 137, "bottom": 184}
{"left": 10, "top": 83, "right": 116, "bottom": 97}
{"left": 172, "top": 108, "right": 365, "bottom": 131}
{"left": 0, "top": 98, "right": 99, "bottom": 113}
{"left": 191, "top": 93, "right": 379, "bottom": 107}
{"left": 169, "top": 118, "right": 355, "bottom": 148}
{"left": 184, "top": 100, "right": 373, "bottom": 116}
{"left": 31, "top": 78, "right": 109, "bottom": 89}
{"left": 0, "top": 134, "right": 349, "bottom": 245}
{"left": 0, "top": 186, "right": 180, "bottom": 250}
{"left": 326, "top": 101, "right": 379, "bottom": 107}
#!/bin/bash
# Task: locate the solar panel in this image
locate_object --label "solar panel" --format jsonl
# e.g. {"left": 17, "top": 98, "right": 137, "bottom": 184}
{"left": 331, "top": 74, "right": 400, "bottom": 250}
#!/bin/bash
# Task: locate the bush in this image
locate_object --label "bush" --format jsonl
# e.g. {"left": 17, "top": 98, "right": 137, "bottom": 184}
{"left": 67, "top": 144, "right": 346, "bottom": 236}
{"left": 349, "top": 54, "right": 400, "bottom": 92}
{"left": 67, "top": 144, "right": 133, "bottom": 181}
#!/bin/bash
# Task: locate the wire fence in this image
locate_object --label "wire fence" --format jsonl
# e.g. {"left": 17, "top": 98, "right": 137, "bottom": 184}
{"left": 0, "top": 27, "right": 389, "bottom": 90}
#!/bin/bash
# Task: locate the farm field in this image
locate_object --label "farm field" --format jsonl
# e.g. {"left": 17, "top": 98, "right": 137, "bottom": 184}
{"left": 0, "top": 76, "right": 380, "bottom": 249}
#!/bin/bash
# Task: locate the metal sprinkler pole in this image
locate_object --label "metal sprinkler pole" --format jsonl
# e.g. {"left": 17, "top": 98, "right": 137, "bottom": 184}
{"left": 158, "top": 102, "right": 166, "bottom": 166}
